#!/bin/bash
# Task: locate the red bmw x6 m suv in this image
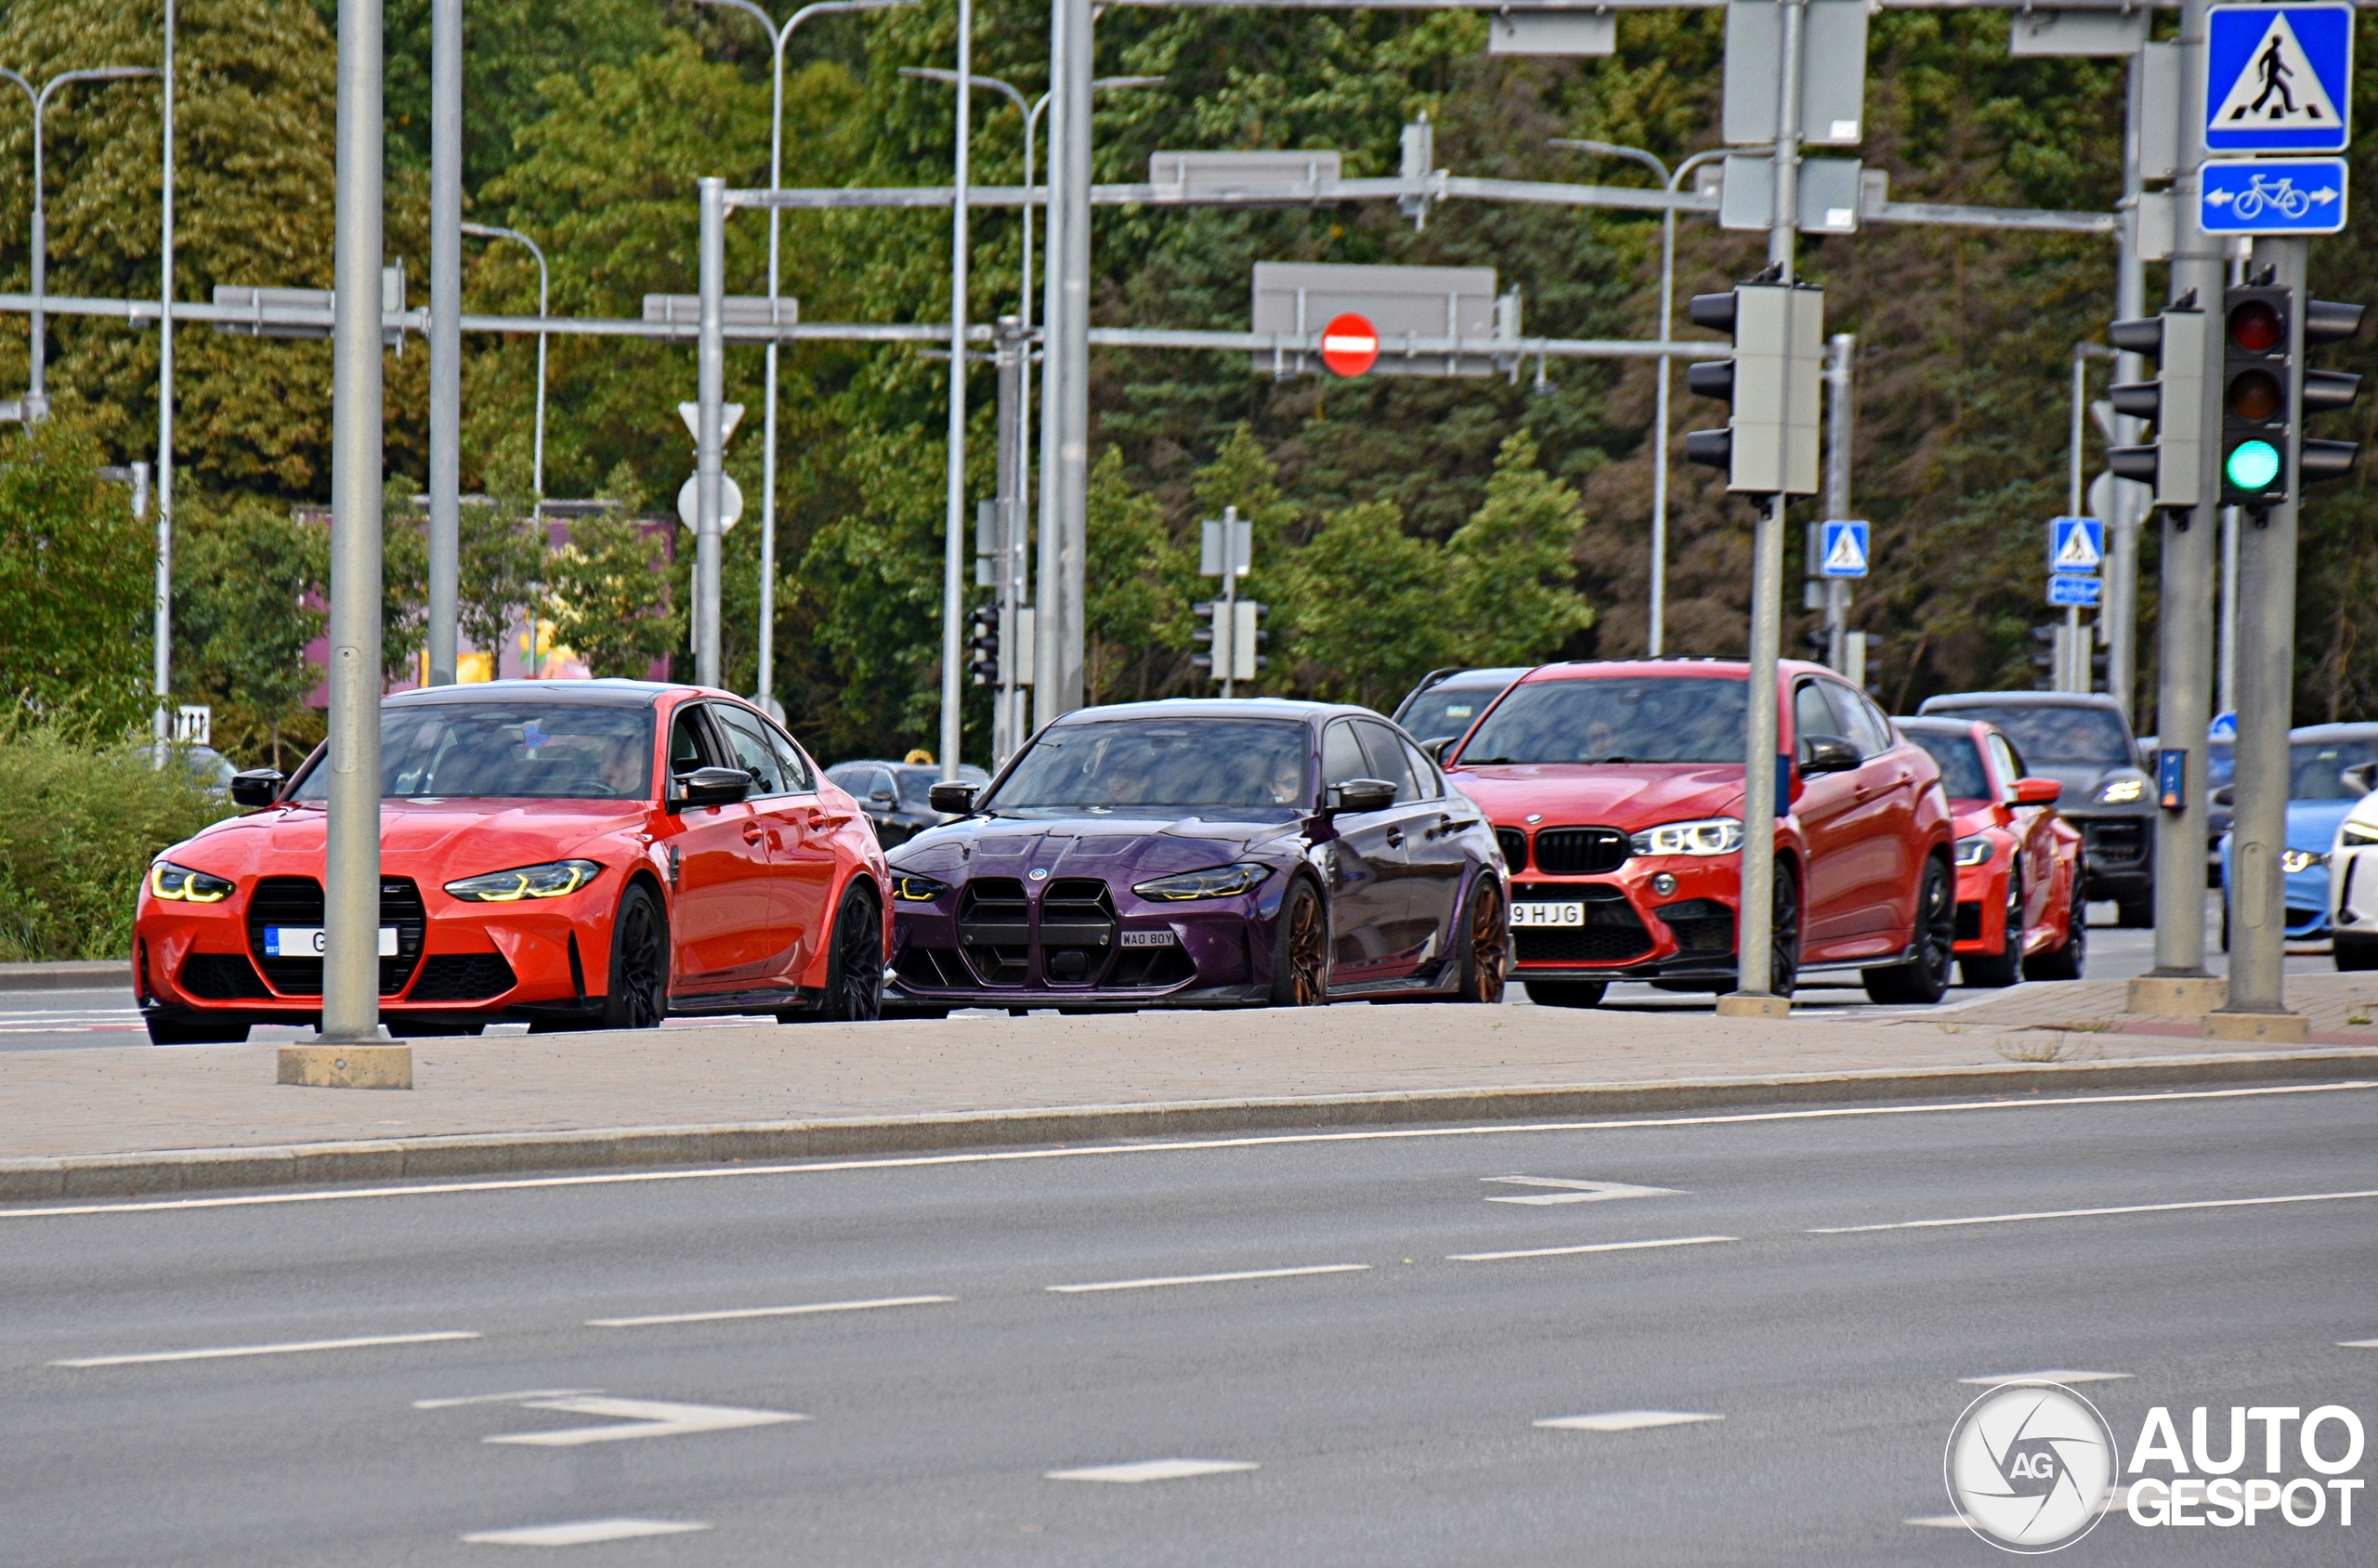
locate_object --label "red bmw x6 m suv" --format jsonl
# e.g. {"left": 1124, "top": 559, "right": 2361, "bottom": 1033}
{"left": 1444, "top": 660, "right": 1955, "bottom": 1006}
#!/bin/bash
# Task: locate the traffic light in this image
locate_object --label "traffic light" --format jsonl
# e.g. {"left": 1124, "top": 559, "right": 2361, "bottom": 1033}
{"left": 1192, "top": 601, "right": 1269, "bottom": 683}
{"left": 2107, "top": 299, "right": 2206, "bottom": 511}
{"left": 2299, "top": 296, "right": 2365, "bottom": 490}
{"left": 2219, "top": 283, "right": 2291, "bottom": 507}
{"left": 965, "top": 604, "right": 1000, "bottom": 686}
{"left": 1682, "top": 274, "right": 1824, "bottom": 497}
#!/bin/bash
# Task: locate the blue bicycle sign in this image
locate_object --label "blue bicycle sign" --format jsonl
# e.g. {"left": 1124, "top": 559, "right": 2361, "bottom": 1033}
{"left": 2200, "top": 157, "right": 2347, "bottom": 234}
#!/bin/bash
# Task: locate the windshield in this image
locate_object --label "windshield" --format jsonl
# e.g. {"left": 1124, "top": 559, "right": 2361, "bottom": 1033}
{"left": 2291, "top": 738, "right": 2378, "bottom": 801}
{"left": 2208, "top": 741, "right": 2234, "bottom": 791}
{"left": 294, "top": 702, "right": 655, "bottom": 801}
{"left": 1401, "top": 685, "right": 1511, "bottom": 746}
{"left": 1936, "top": 705, "right": 2130, "bottom": 767}
{"left": 984, "top": 718, "right": 1310, "bottom": 817}
{"left": 1459, "top": 676, "right": 1747, "bottom": 765}
{"left": 1908, "top": 732, "right": 1993, "bottom": 802}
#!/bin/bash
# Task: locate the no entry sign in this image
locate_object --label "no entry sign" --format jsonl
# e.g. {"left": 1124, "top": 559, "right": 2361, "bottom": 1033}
{"left": 1320, "top": 313, "right": 1380, "bottom": 377}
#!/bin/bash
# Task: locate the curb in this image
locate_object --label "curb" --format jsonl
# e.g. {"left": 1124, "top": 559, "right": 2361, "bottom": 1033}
{"left": 5, "top": 1047, "right": 2374, "bottom": 1204}
{"left": 0, "top": 961, "right": 128, "bottom": 993}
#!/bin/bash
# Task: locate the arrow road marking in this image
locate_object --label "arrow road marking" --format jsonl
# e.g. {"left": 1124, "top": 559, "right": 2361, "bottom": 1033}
{"left": 484, "top": 1396, "right": 805, "bottom": 1446}
{"left": 1482, "top": 1177, "right": 1682, "bottom": 1206}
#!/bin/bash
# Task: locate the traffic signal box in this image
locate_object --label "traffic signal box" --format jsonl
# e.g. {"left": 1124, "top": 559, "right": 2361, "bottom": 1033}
{"left": 2298, "top": 297, "right": 2365, "bottom": 490}
{"left": 1192, "top": 601, "right": 1269, "bottom": 683}
{"left": 1683, "top": 280, "right": 1824, "bottom": 497}
{"left": 965, "top": 604, "right": 1000, "bottom": 686}
{"left": 2108, "top": 303, "right": 2206, "bottom": 511}
{"left": 2220, "top": 284, "right": 2293, "bottom": 506}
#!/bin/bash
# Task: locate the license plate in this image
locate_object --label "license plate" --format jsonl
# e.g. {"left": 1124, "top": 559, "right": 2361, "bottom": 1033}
{"left": 1118, "top": 930, "right": 1176, "bottom": 947}
{"left": 1510, "top": 902, "right": 1586, "bottom": 928}
{"left": 263, "top": 926, "right": 399, "bottom": 958}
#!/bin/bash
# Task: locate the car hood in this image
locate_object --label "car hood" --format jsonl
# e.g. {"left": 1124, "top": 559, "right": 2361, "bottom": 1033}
{"left": 887, "top": 813, "right": 1300, "bottom": 881}
{"left": 1445, "top": 764, "right": 1744, "bottom": 829}
{"left": 170, "top": 799, "right": 651, "bottom": 879}
{"left": 2290, "top": 799, "right": 2358, "bottom": 852}
{"left": 2021, "top": 762, "right": 2149, "bottom": 810}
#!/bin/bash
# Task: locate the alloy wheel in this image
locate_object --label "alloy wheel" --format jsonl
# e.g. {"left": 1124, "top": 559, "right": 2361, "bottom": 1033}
{"left": 836, "top": 893, "right": 884, "bottom": 1020}
{"left": 1771, "top": 869, "right": 1801, "bottom": 997}
{"left": 1466, "top": 884, "right": 1509, "bottom": 1003}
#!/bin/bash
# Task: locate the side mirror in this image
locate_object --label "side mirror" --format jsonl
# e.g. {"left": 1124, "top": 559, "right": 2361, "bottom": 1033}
{"left": 2343, "top": 764, "right": 2376, "bottom": 797}
{"left": 2012, "top": 776, "right": 2064, "bottom": 806}
{"left": 1427, "top": 737, "right": 1461, "bottom": 766}
{"left": 927, "top": 781, "right": 978, "bottom": 815}
{"left": 229, "top": 768, "right": 284, "bottom": 808}
{"left": 869, "top": 788, "right": 898, "bottom": 805}
{"left": 1797, "top": 734, "right": 1861, "bottom": 776}
{"left": 2209, "top": 784, "right": 2236, "bottom": 809}
{"left": 1326, "top": 777, "right": 1398, "bottom": 815}
{"left": 672, "top": 765, "right": 752, "bottom": 809}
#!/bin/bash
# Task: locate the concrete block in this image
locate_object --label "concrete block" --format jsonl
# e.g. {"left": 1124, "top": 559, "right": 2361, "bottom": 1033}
{"left": 2126, "top": 975, "right": 2228, "bottom": 1016}
{"left": 2200, "top": 1011, "right": 2310, "bottom": 1044}
{"left": 1715, "top": 993, "right": 1793, "bottom": 1020}
{"left": 276, "top": 1043, "right": 413, "bottom": 1090}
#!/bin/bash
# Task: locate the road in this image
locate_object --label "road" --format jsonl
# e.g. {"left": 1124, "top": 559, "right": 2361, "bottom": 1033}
{"left": 5, "top": 1081, "right": 2373, "bottom": 1563}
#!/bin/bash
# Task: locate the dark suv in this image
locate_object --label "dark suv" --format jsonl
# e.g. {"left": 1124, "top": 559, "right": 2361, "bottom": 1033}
{"left": 1915, "top": 691, "right": 2155, "bottom": 926}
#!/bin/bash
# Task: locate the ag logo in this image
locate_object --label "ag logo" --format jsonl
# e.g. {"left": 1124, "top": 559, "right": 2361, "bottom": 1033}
{"left": 1944, "top": 1380, "right": 2118, "bottom": 1552}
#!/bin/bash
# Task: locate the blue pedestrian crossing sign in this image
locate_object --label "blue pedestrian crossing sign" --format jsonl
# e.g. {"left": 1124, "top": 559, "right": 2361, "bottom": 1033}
{"left": 2201, "top": 156, "right": 2347, "bottom": 234}
{"left": 2048, "top": 574, "right": 2102, "bottom": 608}
{"left": 1819, "top": 518, "right": 1869, "bottom": 579}
{"left": 2048, "top": 516, "right": 2104, "bottom": 575}
{"left": 2204, "top": 5, "right": 2352, "bottom": 154}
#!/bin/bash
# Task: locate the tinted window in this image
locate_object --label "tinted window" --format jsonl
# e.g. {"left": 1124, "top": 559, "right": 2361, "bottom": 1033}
{"left": 1986, "top": 734, "right": 2025, "bottom": 794}
{"left": 1400, "top": 738, "right": 1444, "bottom": 800}
{"left": 2291, "top": 738, "right": 2378, "bottom": 800}
{"left": 896, "top": 767, "right": 938, "bottom": 807}
{"left": 712, "top": 706, "right": 789, "bottom": 795}
{"left": 1908, "top": 731, "right": 1993, "bottom": 803}
{"left": 759, "top": 720, "right": 815, "bottom": 791}
{"left": 1935, "top": 704, "right": 2131, "bottom": 766}
{"left": 1463, "top": 677, "right": 1749, "bottom": 765}
{"left": 1401, "top": 684, "right": 1509, "bottom": 746}
{"left": 669, "top": 707, "right": 714, "bottom": 776}
{"left": 296, "top": 701, "right": 655, "bottom": 801}
{"left": 1794, "top": 683, "right": 1838, "bottom": 746}
{"left": 986, "top": 718, "right": 1312, "bottom": 817}
{"left": 1322, "top": 721, "right": 1368, "bottom": 788}
{"left": 1354, "top": 721, "right": 1420, "bottom": 802}
{"left": 2207, "top": 741, "right": 2235, "bottom": 791}
{"left": 1825, "top": 684, "right": 1891, "bottom": 758}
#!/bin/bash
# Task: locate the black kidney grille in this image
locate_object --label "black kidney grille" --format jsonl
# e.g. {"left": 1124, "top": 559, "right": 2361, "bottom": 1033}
{"left": 409, "top": 952, "right": 518, "bottom": 1002}
{"left": 1039, "top": 878, "right": 1116, "bottom": 987}
{"left": 958, "top": 878, "right": 1031, "bottom": 987}
{"left": 1653, "top": 898, "right": 1735, "bottom": 956}
{"left": 1496, "top": 828, "right": 1528, "bottom": 870}
{"left": 246, "top": 876, "right": 425, "bottom": 997}
{"left": 1513, "top": 897, "right": 1652, "bottom": 964}
{"left": 180, "top": 952, "right": 271, "bottom": 1000}
{"left": 1532, "top": 828, "right": 1628, "bottom": 875}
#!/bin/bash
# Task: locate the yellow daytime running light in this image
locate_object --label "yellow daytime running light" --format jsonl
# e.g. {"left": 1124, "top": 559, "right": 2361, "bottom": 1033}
{"left": 1132, "top": 863, "right": 1271, "bottom": 901}
{"left": 892, "top": 872, "right": 951, "bottom": 902}
{"left": 149, "top": 861, "right": 235, "bottom": 903}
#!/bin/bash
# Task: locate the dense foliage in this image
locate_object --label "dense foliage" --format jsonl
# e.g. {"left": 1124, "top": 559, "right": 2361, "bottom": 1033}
{"left": 4, "top": 0, "right": 2376, "bottom": 769}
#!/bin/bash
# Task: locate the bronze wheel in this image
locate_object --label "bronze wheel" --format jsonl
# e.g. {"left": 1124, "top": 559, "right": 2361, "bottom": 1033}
{"left": 1450, "top": 880, "right": 1508, "bottom": 1003}
{"left": 1269, "top": 878, "right": 1328, "bottom": 1006}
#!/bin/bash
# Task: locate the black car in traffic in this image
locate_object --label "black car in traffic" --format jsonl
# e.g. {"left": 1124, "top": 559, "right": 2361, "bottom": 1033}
{"left": 823, "top": 760, "right": 992, "bottom": 847}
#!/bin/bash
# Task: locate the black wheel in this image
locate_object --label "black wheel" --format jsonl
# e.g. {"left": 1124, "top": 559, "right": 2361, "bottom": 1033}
{"left": 1268, "top": 877, "right": 1329, "bottom": 1006}
{"left": 1524, "top": 980, "right": 1607, "bottom": 1008}
{"left": 596, "top": 882, "right": 670, "bottom": 1029}
{"left": 2220, "top": 899, "right": 2231, "bottom": 953}
{"left": 1959, "top": 869, "right": 2023, "bottom": 988}
{"left": 799, "top": 882, "right": 882, "bottom": 1022}
{"left": 1444, "top": 879, "right": 1509, "bottom": 1003}
{"left": 1770, "top": 864, "right": 1802, "bottom": 1000}
{"left": 1864, "top": 855, "right": 1956, "bottom": 1005}
{"left": 2115, "top": 895, "right": 2153, "bottom": 929}
{"left": 2336, "top": 934, "right": 2378, "bottom": 972}
{"left": 143, "top": 1013, "right": 251, "bottom": 1045}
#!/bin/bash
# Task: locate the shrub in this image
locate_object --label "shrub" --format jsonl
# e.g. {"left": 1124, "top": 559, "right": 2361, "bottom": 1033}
{"left": 0, "top": 721, "right": 237, "bottom": 962}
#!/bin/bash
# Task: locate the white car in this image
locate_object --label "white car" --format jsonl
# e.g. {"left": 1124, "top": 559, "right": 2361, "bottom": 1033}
{"left": 2327, "top": 765, "right": 2378, "bottom": 971}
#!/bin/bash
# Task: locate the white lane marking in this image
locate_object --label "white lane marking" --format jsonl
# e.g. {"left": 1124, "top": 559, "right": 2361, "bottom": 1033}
{"left": 415, "top": 1388, "right": 603, "bottom": 1410}
{"left": 52, "top": 1330, "right": 480, "bottom": 1367}
{"left": 1959, "top": 1370, "right": 2132, "bottom": 1387}
{"left": 1045, "top": 1459, "right": 1259, "bottom": 1483}
{"left": 2341, "top": 1339, "right": 2378, "bottom": 1349}
{"left": 587, "top": 1294, "right": 953, "bottom": 1327}
{"left": 1047, "top": 1263, "right": 1367, "bottom": 1294}
{"left": 1449, "top": 1235, "right": 1736, "bottom": 1263}
{"left": 462, "top": 1519, "right": 711, "bottom": 1547}
{"left": 1483, "top": 1176, "right": 1681, "bottom": 1205}
{"left": 484, "top": 1395, "right": 804, "bottom": 1446}
{"left": 1909, "top": 1485, "right": 2134, "bottom": 1528}
{"left": 1535, "top": 1411, "right": 1722, "bottom": 1432}
{"left": 9, "top": 1080, "right": 2371, "bottom": 1220}
{"left": 1809, "top": 1187, "right": 2378, "bottom": 1235}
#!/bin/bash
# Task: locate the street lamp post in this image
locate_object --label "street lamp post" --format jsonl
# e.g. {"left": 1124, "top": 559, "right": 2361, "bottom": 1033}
{"left": 0, "top": 64, "right": 159, "bottom": 413}
{"left": 1549, "top": 139, "right": 1724, "bottom": 660}
{"left": 694, "top": 0, "right": 914, "bottom": 719}
{"left": 459, "top": 222, "right": 550, "bottom": 502}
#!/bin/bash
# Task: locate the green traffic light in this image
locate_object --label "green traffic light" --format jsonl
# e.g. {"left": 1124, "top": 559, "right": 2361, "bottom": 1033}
{"left": 2226, "top": 439, "right": 2281, "bottom": 492}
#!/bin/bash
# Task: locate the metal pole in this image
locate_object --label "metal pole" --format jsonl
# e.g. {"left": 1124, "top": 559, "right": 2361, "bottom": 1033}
{"left": 460, "top": 224, "right": 549, "bottom": 500}
{"left": 2066, "top": 343, "right": 2088, "bottom": 691}
{"left": 426, "top": 0, "right": 460, "bottom": 687}
{"left": 2218, "top": 503, "right": 2239, "bottom": 712}
{"left": 322, "top": 0, "right": 386, "bottom": 1045}
{"left": 1219, "top": 504, "right": 1240, "bottom": 699}
{"left": 696, "top": 177, "right": 725, "bottom": 687}
{"left": 1823, "top": 332, "right": 1853, "bottom": 670}
{"left": 1034, "top": 51, "right": 1067, "bottom": 724}
{"left": 2107, "top": 42, "right": 2149, "bottom": 720}
{"left": 153, "top": 5, "right": 176, "bottom": 761}
{"left": 940, "top": 1, "right": 972, "bottom": 779}
{"left": 1052, "top": 0, "right": 1093, "bottom": 716}
{"left": 991, "top": 318, "right": 1021, "bottom": 762}
{"left": 28, "top": 86, "right": 46, "bottom": 403}
{"left": 2148, "top": 0, "right": 2218, "bottom": 986}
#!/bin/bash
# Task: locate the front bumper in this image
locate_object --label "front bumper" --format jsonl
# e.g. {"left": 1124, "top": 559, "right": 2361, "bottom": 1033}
{"left": 2332, "top": 844, "right": 2377, "bottom": 938}
{"left": 2063, "top": 806, "right": 2154, "bottom": 900}
{"left": 1507, "top": 855, "right": 1741, "bottom": 983}
{"left": 1951, "top": 858, "right": 2011, "bottom": 957}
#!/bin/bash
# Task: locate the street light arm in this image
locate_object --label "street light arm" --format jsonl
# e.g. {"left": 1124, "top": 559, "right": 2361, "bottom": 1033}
{"left": 1667, "top": 147, "right": 1727, "bottom": 195}
{"left": 0, "top": 69, "right": 34, "bottom": 110}
{"left": 902, "top": 66, "right": 1030, "bottom": 124}
{"left": 1548, "top": 137, "right": 1668, "bottom": 188}
{"left": 784, "top": 0, "right": 917, "bottom": 43}
{"left": 34, "top": 65, "right": 159, "bottom": 115}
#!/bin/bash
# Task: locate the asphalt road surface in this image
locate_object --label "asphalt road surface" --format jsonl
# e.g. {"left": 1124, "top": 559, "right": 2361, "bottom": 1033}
{"left": 4, "top": 897, "right": 2334, "bottom": 1052}
{"left": 6, "top": 1082, "right": 2374, "bottom": 1564}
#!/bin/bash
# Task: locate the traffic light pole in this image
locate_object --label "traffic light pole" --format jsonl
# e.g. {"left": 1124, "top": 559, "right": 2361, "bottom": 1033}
{"left": 695, "top": 177, "right": 726, "bottom": 687}
{"left": 425, "top": 0, "right": 460, "bottom": 690}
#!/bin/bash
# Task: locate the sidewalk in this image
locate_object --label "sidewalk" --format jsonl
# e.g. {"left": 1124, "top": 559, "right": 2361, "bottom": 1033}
{"left": 5, "top": 975, "right": 2374, "bottom": 1200}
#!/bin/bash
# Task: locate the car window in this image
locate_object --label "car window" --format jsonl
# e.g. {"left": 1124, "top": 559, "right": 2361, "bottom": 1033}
{"left": 1459, "top": 676, "right": 1747, "bottom": 764}
{"left": 1986, "top": 734, "right": 2026, "bottom": 796}
{"left": 1354, "top": 720, "right": 1421, "bottom": 802}
{"left": 669, "top": 705, "right": 719, "bottom": 777}
{"left": 1322, "top": 721, "right": 1369, "bottom": 788}
{"left": 758, "top": 718, "right": 815, "bottom": 792}
{"left": 855, "top": 768, "right": 893, "bottom": 802}
{"left": 2290, "top": 738, "right": 2378, "bottom": 800}
{"left": 896, "top": 768, "right": 941, "bottom": 807}
{"left": 1401, "top": 686, "right": 1505, "bottom": 747}
{"left": 1400, "top": 738, "right": 1444, "bottom": 800}
{"left": 1908, "top": 730, "right": 1993, "bottom": 802}
{"left": 1934, "top": 704, "right": 2131, "bottom": 766}
{"left": 711, "top": 705, "right": 788, "bottom": 795}
{"left": 1794, "top": 682, "right": 1838, "bottom": 746}
{"left": 297, "top": 700, "right": 657, "bottom": 801}
{"left": 985, "top": 717, "right": 1313, "bottom": 817}
{"left": 1859, "top": 693, "right": 1899, "bottom": 752}
{"left": 1823, "top": 682, "right": 1890, "bottom": 757}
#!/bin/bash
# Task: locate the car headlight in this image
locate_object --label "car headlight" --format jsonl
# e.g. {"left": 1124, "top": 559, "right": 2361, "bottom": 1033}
{"left": 1954, "top": 835, "right": 1993, "bottom": 867}
{"left": 149, "top": 861, "right": 235, "bottom": 903}
{"left": 2342, "top": 822, "right": 2378, "bottom": 848}
{"left": 2280, "top": 848, "right": 2330, "bottom": 875}
{"left": 891, "top": 871, "right": 951, "bottom": 902}
{"left": 1133, "top": 863, "right": 1272, "bottom": 901}
{"left": 2097, "top": 777, "right": 2147, "bottom": 804}
{"left": 1627, "top": 817, "right": 1744, "bottom": 857}
{"left": 442, "top": 859, "right": 603, "bottom": 902}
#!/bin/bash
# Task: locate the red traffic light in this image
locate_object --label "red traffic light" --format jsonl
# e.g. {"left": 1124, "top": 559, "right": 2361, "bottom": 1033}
{"left": 2228, "top": 298, "right": 2282, "bottom": 353}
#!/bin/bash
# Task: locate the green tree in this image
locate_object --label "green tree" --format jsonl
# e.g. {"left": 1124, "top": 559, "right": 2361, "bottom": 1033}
{"left": 1446, "top": 430, "right": 1596, "bottom": 665}
{"left": 1285, "top": 500, "right": 1453, "bottom": 710}
{"left": 456, "top": 502, "right": 548, "bottom": 673}
{"left": 170, "top": 493, "right": 328, "bottom": 765}
{"left": 1083, "top": 447, "right": 1182, "bottom": 704}
{"left": 0, "top": 413, "right": 151, "bottom": 731}
{"left": 549, "top": 516, "right": 678, "bottom": 678}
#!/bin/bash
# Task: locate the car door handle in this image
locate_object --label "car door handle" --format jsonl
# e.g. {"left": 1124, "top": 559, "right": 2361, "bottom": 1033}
{"left": 741, "top": 823, "right": 766, "bottom": 845}
{"left": 1384, "top": 828, "right": 1405, "bottom": 848}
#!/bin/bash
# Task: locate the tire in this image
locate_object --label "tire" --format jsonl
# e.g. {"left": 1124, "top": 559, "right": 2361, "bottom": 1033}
{"left": 2115, "top": 895, "right": 2153, "bottom": 929}
{"left": 804, "top": 882, "right": 884, "bottom": 1022}
{"left": 595, "top": 882, "right": 669, "bottom": 1029}
{"left": 1864, "top": 855, "right": 1956, "bottom": 1005}
{"left": 1768, "top": 863, "right": 1802, "bottom": 1000}
{"left": 1268, "top": 876, "right": 1329, "bottom": 1007}
{"left": 2023, "top": 878, "right": 2088, "bottom": 981}
{"left": 1959, "top": 869, "right": 2023, "bottom": 988}
{"left": 2220, "top": 899, "right": 2231, "bottom": 953}
{"left": 1524, "top": 980, "right": 1607, "bottom": 1008}
{"left": 2336, "top": 933, "right": 2378, "bottom": 972}
{"left": 1444, "top": 879, "right": 1509, "bottom": 1003}
{"left": 143, "top": 1013, "right": 251, "bottom": 1045}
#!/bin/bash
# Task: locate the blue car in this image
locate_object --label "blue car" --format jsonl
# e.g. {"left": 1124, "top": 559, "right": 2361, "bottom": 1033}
{"left": 2218, "top": 724, "right": 2378, "bottom": 946}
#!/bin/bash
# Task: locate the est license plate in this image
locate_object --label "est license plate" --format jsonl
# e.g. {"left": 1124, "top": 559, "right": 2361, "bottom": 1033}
{"left": 263, "top": 926, "right": 399, "bottom": 958}
{"left": 1510, "top": 903, "right": 1585, "bottom": 928}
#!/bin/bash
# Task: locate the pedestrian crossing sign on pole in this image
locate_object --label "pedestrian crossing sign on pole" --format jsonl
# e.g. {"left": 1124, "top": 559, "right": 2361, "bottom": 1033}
{"left": 2204, "top": 5, "right": 2352, "bottom": 154}
{"left": 1819, "top": 518, "right": 1869, "bottom": 578}
{"left": 2048, "top": 516, "right": 2104, "bottom": 575}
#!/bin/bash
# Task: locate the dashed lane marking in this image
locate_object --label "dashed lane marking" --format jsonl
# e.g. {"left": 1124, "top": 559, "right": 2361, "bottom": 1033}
{"left": 1535, "top": 1411, "right": 1722, "bottom": 1432}
{"left": 1045, "top": 1459, "right": 1260, "bottom": 1483}
{"left": 1449, "top": 1235, "right": 1736, "bottom": 1263}
{"left": 415, "top": 1388, "right": 603, "bottom": 1409}
{"left": 587, "top": 1294, "right": 954, "bottom": 1327}
{"left": 1959, "top": 1370, "right": 2132, "bottom": 1386}
{"left": 1809, "top": 1188, "right": 2378, "bottom": 1235}
{"left": 462, "top": 1519, "right": 711, "bottom": 1546}
{"left": 1047, "top": 1264, "right": 1367, "bottom": 1294}
{"left": 52, "top": 1330, "right": 480, "bottom": 1367}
